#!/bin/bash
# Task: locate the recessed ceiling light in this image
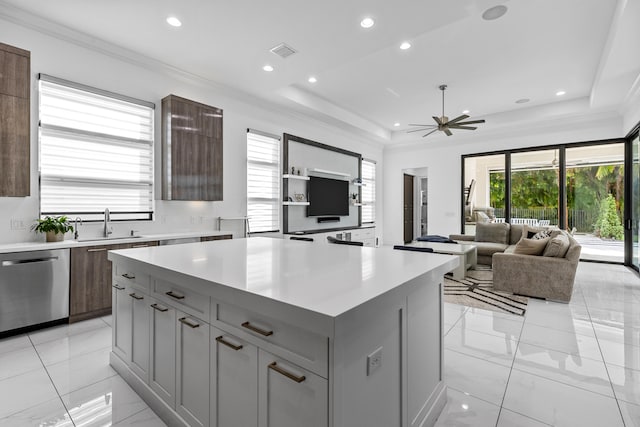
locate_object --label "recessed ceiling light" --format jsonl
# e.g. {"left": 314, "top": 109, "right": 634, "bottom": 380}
{"left": 263, "top": 65, "right": 274, "bottom": 72}
{"left": 556, "top": 90, "right": 566, "bottom": 96}
{"left": 166, "top": 16, "right": 182, "bottom": 27}
{"left": 399, "top": 41, "right": 411, "bottom": 50}
{"left": 394, "top": 122, "right": 400, "bottom": 127}
{"left": 482, "top": 5, "right": 508, "bottom": 21}
{"left": 515, "top": 98, "right": 530, "bottom": 104}
{"left": 308, "top": 76, "right": 317, "bottom": 83}
{"left": 360, "top": 17, "right": 375, "bottom": 28}
{"left": 462, "top": 110, "right": 470, "bottom": 115}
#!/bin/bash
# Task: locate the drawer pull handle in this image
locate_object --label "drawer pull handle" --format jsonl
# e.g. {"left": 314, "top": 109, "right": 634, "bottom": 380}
{"left": 122, "top": 273, "right": 136, "bottom": 279}
{"left": 151, "top": 303, "right": 168, "bottom": 312}
{"left": 166, "top": 291, "right": 185, "bottom": 300}
{"left": 112, "top": 284, "right": 125, "bottom": 290}
{"left": 241, "top": 322, "right": 273, "bottom": 337}
{"left": 215, "top": 336, "right": 243, "bottom": 351}
{"left": 87, "top": 248, "right": 107, "bottom": 252}
{"left": 179, "top": 317, "right": 200, "bottom": 328}
{"left": 129, "top": 293, "right": 143, "bottom": 300}
{"left": 268, "top": 362, "right": 306, "bottom": 383}
{"left": 131, "top": 245, "right": 149, "bottom": 248}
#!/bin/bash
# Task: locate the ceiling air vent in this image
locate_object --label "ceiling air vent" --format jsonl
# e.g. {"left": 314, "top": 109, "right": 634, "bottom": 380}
{"left": 270, "top": 43, "right": 297, "bottom": 59}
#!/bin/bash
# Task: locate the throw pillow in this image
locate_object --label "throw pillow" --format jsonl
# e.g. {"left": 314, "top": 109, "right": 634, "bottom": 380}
{"left": 513, "top": 237, "right": 550, "bottom": 256}
{"left": 527, "top": 229, "right": 551, "bottom": 240}
{"left": 543, "top": 232, "right": 571, "bottom": 258}
{"left": 475, "top": 222, "right": 510, "bottom": 244}
{"left": 519, "top": 224, "right": 546, "bottom": 243}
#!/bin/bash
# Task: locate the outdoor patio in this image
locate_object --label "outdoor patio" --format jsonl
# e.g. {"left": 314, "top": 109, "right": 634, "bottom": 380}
{"left": 573, "top": 233, "right": 624, "bottom": 263}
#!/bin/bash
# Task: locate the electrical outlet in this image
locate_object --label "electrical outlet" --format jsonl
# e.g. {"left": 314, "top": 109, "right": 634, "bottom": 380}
{"left": 10, "top": 218, "right": 26, "bottom": 230}
{"left": 367, "top": 346, "right": 383, "bottom": 376}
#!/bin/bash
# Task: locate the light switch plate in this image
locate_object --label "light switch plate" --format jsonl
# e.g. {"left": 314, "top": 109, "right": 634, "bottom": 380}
{"left": 367, "top": 346, "right": 383, "bottom": 376}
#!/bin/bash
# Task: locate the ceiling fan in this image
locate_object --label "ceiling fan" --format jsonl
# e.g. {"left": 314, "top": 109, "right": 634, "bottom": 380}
{"left": 407, "top": 84, "right": 485, "bottom": 137}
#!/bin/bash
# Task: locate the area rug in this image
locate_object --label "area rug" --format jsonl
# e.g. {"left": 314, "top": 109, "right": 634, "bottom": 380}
{"left": 444, "top": 266, "right": 528, "bottom": 316}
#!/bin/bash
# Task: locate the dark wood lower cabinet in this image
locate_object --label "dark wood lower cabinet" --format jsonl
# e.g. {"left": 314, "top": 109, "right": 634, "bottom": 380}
{"left": 200, "top": 234, "right": 232, "bottom": 242}
{"left": 69, "top": 241, "right": 159, "bottom": 323}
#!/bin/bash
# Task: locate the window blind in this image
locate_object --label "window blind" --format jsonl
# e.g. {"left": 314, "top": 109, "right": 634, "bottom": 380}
{"left": 38, "top": 76, "right": 154, "bottom": 221}
{"left": 361, "top": 159, "right": 376, "bottom": 224}
{"left": 247, "top": 130, "right": 281, "bottom": 233}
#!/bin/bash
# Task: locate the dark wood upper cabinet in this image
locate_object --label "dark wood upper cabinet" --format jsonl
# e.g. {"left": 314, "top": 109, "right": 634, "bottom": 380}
{"left": 161, "top": 95, "right": 223, "bottom": 201}
{"left": 0, "top": 42, "right": 30, "bottom": 197}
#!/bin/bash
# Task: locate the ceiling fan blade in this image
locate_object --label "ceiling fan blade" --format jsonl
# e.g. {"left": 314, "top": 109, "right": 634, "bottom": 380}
{"left": 408, "top": 124, "right": 437, "bottom": 127}
{"left": 422, "top": 129, "right": 439, "bottom": 137}
{"left": 448, "top": 114, "right": 469, "bottom": 124}
{"left": 454, "top": 119, "right": 486, "bottom": 125}
{"left": 448, "top": 125, "right": 477, "bottom": 130}
{"left": 407, "top": 127, "right": 436, "bottom": 133}
{"left": 432, "top": 116, "right": 443, "bottom": 125}
{"left": 443, "top": 128, "right": 453, "bottom": 136}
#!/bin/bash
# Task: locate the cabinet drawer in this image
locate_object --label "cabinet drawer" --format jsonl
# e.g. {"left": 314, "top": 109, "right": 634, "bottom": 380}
{"left": 153, "top": 279, "right": 210, "bottom": 320}
{"left": 114, "top": 265, "right": 150, "bottom": 292}
{"left": 215, "top": 302, "right": 328, "bottom": 378}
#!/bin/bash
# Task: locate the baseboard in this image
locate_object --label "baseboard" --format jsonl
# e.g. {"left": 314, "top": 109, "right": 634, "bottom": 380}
{"left": 109, "top": 352, "right": 189, "bottom": 427}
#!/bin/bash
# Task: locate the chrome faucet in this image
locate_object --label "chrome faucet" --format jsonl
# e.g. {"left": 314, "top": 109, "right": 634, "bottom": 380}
{"left": 103, "top": 208, "right": 113, "bottom": 237}
{"left": 74, "top": 217, "right": 82, "bottom": 240}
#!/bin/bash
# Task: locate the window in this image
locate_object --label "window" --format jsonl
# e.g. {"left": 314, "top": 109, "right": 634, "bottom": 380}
{"left": 38, "top": 75, "right": 154, "bottom": 221}
{"left": 247, "top": 129, "right": 281, "bottom": 233}
{"left": 361, "top": 159, "right": 376, "bottom": 223}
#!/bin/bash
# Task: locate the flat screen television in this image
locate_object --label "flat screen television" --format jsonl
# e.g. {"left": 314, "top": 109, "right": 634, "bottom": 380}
{"left": 307, "top": 176, "right": 349, "bottom": 217}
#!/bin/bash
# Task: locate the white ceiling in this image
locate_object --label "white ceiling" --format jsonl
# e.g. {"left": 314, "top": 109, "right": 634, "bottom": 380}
{"left": 1, "top": 0, "right": 638, "bottom": 143}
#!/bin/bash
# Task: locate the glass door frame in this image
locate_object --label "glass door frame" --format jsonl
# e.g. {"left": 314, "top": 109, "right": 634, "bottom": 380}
{"left": 625, "top": 122, "right": 640, "bottom": 270}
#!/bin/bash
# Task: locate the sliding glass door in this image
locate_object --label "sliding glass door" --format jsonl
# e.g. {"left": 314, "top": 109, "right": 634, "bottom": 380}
{"left": 565, "top": 143, "right": 625, "bottom": 263}
{"left": 510, "top": 150, "right": 559, "bottom": 227}
{"left": 462, "top": 139, "right": 628, "bottom": 264}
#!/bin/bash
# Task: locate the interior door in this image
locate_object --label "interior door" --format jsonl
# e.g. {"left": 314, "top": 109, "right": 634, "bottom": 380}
{"left": 404, "top": 174, "right": 414, "bottom": 243}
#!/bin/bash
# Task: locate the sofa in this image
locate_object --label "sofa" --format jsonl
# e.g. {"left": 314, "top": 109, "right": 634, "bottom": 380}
{"left": 450, "top": 222, "right": 534, "bottom": 266}
{"left": 450, "top": 222, "right": 582, "bottom": 302}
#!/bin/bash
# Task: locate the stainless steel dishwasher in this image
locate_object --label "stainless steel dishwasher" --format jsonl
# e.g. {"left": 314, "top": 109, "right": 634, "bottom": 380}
{"left": 0, "top": 249, "right": 70, "bottom": 334}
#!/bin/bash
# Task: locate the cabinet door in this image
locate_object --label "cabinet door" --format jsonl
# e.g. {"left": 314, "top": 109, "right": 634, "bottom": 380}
{"left": 258, "top": 350, "right": 328, "bottom": 427}
{"left": 211, "top": 327, "right": 258, "bottom": 427}
{"left": 112, "top": 282, "right": 131, "bottom": 361}
{"left": 129, "top": 290, "right": 150, "bottom": 382}
{"left": 71, "top": 244, "right": 122, "bottom": 321}
{"left": 150, "top": 300, "right": 176, "bottom": 408}
{"left": 176, "top": 313, "right": 210, "bottom": 427}
{"left": 0, "top": 43, "right": 30, "bottom": 197}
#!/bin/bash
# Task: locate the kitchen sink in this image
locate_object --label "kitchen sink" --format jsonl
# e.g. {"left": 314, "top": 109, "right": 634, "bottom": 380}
{"left": 77, "top": 235, "right": 143, "bottom": 242}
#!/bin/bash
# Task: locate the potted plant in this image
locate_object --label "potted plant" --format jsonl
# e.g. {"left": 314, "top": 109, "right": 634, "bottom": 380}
{"left": 32, "top": 215, "right": 74, "bottom": 242}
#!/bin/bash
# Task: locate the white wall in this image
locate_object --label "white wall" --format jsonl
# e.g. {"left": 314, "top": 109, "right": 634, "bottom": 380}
{"left": 383, "top": 114, "right": 624, "bottom": 245}
{"left": 0, "top": 17, "right": 383, "bottom": 244}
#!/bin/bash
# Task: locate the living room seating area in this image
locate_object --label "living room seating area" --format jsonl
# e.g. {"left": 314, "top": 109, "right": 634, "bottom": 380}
{"left": 450, "top": 222, "right": 581, "bottom": 302}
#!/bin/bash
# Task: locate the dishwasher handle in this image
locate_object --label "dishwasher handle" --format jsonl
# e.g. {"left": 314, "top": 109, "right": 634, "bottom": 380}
{"left": 2, "top": 256, "right": 59, "bottom": 267}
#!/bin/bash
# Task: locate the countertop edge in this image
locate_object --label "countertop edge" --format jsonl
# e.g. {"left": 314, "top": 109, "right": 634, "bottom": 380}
{"left": 0, "top": 230, "right": 233, "bottom": 254}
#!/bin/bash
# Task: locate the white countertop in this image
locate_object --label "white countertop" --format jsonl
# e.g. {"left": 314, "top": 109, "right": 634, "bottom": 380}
{"left": 109, "top": 237, "right": 458, "bottom": 318}
{"left": 0, "top": 230, "right": 232, "bottom": 254}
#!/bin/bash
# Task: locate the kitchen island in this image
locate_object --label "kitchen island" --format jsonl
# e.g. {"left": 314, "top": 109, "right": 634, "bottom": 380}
{"left": 108, "top": 237, "right": 457, "bottom": 427}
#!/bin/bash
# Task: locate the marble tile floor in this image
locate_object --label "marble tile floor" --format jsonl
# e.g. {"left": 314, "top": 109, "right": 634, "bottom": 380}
{"left": 0, "top": 262, "right": 638, "bottom": 426}
{"left": 436, "top": 262, "right": 640, "bottom": 426}
{"left": 0, "top": 316, "right": 166, "bottom": 426}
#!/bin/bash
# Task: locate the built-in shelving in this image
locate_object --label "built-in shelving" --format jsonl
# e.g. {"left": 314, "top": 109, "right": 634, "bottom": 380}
{"left": 283, "top": 201, "right": 310, "bottom": 206}
{"left": 283, "top": 174, "right": 310, "bottom": 180}
{"left": 307, "top": 168, "right": 351, "bottom": 178}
